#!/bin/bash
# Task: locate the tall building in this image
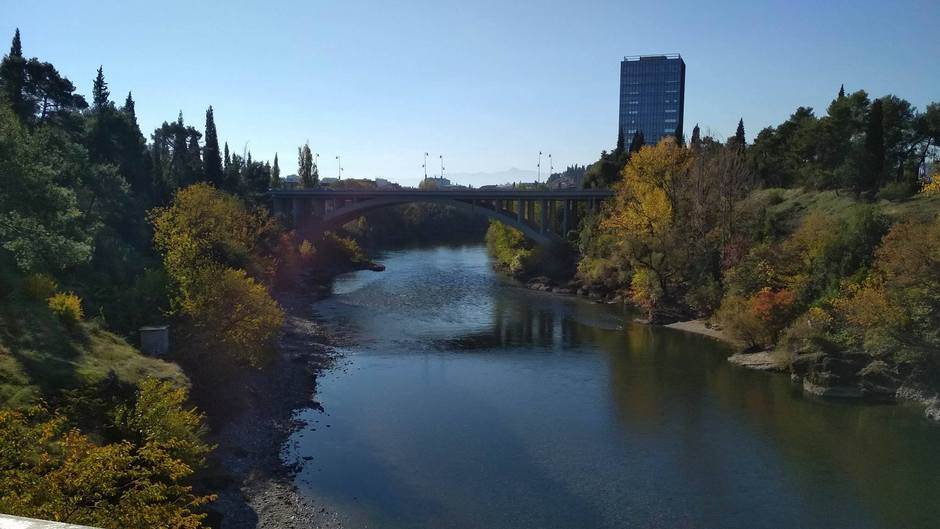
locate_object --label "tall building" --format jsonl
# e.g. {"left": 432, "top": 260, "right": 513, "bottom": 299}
{"left": 619, "top": 54, "right": 685, "bottom": 150}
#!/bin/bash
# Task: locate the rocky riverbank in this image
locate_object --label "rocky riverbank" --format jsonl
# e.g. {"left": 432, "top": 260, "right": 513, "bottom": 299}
{"left": 519, "top": 273, "right": 940, "bottom": 423}
{"left": 199, "top": 286, "right": 351, "bottom": 528}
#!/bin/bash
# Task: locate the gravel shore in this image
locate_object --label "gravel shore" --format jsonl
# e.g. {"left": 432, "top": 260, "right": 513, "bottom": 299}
{"left": 202, "top": 288, "right": 350, "bottom": 529}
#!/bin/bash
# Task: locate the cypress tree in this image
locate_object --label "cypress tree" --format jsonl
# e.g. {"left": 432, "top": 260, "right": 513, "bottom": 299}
{"left": 861, "top": 99, "right": 885, "bottom": 192}
{"left": 615, "top": 127, "right": 625, "bottom": 155}
{"left": 1, "top": 29, "right": 28, "bottom": 121}
{"left": 838, "top": 84, "right": 845, "bottom": 99}
{"left": 674, "top": 125, "right": 685, "bottom": 146}
{"left": 122, "top": 92, "right": 136, "bottom": 120}
{"left": 271, "top": 153, "right": 281, "bottom": 188}
{"left": 731, "top": 118, "right": 746, "bottom": 148}
{"left": 629, "top": 130, "right": 645, "bottom": 153}
{"left": 92, "top": 66, "right": 110, "bottom": 109}
{"left": 223, "top": 142, "right": 231, "bottom": 169}
{"left": 203, "top": 106, "right": 223, "bottom": 187}
{"left": 10, "top": 28, "right": 21, "bottom": 57}
{"left": 298, "top": 143, "right": 314, "bottom": 187}
{"left": 691, "top": 123, "right": 702, "bottom": 150}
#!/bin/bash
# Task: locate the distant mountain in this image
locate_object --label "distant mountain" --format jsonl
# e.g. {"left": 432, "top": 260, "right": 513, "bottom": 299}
{"left": 443, "top": 167, "right": 543, "bottom": 187}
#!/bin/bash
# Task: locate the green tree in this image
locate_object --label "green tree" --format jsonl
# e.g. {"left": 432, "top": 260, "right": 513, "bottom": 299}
{"left": 92, "top": 66, "right": 111, "bottom": 110}
{"left": 298, "top": 142, "right": 315, "bottom": 187}
{"left": 203, "top": 106, "right": 223, "bottom": 188}
{"left": 862, "top": 98, "right": 885, "bottom": 192}
{"left": 271, "top": 152, "right": 281, "bottom": 188}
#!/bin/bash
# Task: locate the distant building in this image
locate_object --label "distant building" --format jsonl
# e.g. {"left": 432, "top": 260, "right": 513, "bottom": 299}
{"left": 619, "top": 54, "right": 685, "bottom": 150}
{"left": 374, "top": 177, "right": 397, "bottom": 189}
{"left": 320, "top": 177, "right": 339, "bottom": 186}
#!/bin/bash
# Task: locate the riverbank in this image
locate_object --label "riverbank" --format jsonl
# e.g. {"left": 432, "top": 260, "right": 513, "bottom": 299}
{"left": 201, "top": 286, "right": 349, "bottom": 528}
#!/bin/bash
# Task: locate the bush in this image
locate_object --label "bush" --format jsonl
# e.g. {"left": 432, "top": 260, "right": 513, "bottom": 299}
{"left": 875, "top": 181, "right": 915, "bottom": 201}
{"left": 717, "top": 294, "right": 765, "bottom": 348}
{"left": 21, "top": 273, "right": 57, "bottom": 301}
{"left": 47, "top": 292, "right": 83, "bottom": 327}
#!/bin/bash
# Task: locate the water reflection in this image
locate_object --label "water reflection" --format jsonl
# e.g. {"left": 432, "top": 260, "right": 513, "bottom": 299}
{"left": 288, "top": 245, "right": 940, "bottom": 529}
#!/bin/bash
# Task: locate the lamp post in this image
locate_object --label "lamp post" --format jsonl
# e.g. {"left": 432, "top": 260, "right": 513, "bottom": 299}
{"left": 548, "top": 153, "right": 553, "bottom": 179}
{"left": 538, "top": 151, "right": 542, "bottom": 183}
{"left": 335, "top": 155, "right": 342, "bottom": 180}
{"left": 439, "top": 155, "right": 445, "bottom": 181}
{"left": 423, "top": 152, "right": 428, "bottom": 180}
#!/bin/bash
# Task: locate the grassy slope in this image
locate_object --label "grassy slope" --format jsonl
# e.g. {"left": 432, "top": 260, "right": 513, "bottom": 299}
{"left": 749, "top": 187, "right": 940, "bottom": 231}
{"left": 0, "top": 294, "right": 187, "bottom": 408}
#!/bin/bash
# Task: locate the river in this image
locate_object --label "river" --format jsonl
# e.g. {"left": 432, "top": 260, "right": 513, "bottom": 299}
{"left": 283, "top": 245, "right": 940, "bottom": 529}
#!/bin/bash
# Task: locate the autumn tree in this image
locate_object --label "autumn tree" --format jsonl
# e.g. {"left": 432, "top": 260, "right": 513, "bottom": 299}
{"left": 150, "top": 184, "right": 283, "bottom": 367}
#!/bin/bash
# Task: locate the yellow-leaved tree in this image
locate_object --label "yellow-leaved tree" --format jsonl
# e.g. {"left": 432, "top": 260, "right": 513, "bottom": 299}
{"left": 600, "top": 139, "right": 694, "bottom": 319}
{"left": 150, "top": 184, "right": 284, "bottom": 367}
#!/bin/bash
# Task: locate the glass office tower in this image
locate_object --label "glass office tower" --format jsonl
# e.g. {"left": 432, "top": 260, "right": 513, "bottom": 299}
{"left": 619, "top": 54, "right": 685, "bottom": 150}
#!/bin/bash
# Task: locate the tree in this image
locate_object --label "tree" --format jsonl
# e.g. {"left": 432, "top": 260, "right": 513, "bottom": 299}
{"left": 0, "top": 389, "right": 213, "bottom": 529}
{"left": 150, "top": 184, "right": 283, "bottom": 367}
{"left": 838, "top": 84, "right": 845, "bottom": 99}
{"left": 731, "top": 118, "right": 746, "bottom": 148}
{"left": 271, "top": 152, "right": 281, "bottom": 188}
{"left": 298, "top": 142, "right": 315, "bottom": 187}
{"left": 0, "top": 29, "right": 28, "bottom": 121}
{"left": 615, "top": 126, "right": 625, "bottom": 155}
{"left": 203, "top": 106, "right": 223, "bottom": 187}
{"left": 92, "top": 66, "right": 110, "bottom": 110}
{"left": 122, "top": 92, "right": 135, "bottom": 119}
{"left": 690, "top": 124, "right": 702, "bottom": 150}
{"left": 629, "top": 130, "right": 645, "bottom": 153}
{"left": 0, "top": 104, "right": 93, "bottom": 271}
{"left": 862, "top": 98, "right": 885, "bottom": 192}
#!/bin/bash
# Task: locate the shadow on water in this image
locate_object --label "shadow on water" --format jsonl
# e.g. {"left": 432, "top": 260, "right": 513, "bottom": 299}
{"left": 286, "top": 245, "right": 940, "bottom": 529}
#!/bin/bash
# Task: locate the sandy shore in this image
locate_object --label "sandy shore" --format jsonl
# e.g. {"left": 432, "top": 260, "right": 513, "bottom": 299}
{"left": 664, "top": 319, "right": 737, "bottom": 345}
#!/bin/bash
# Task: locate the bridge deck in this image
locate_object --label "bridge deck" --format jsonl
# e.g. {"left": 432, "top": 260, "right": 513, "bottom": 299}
{"left": 270, "top": 189, "right": 614, "bottom": 200}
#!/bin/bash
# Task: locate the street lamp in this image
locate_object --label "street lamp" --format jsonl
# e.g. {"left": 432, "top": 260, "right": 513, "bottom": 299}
{"left": 423, "top": 152, "right": 428, "bottom": 180}
{"left": 335, "top": 155, "right": 342, "bottom": 180}
{"left": 548, "top": 153, "right": 553, "bottom": 178}
{"left": 439, "top": 154, "right": 445, "bottom": 181}
{"left": 538, "top": 151, "right": 542, "bottom": 183}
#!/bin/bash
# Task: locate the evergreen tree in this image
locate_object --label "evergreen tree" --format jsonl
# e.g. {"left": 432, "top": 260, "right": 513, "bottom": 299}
{"left": 838, "top": 84, "right": 845, "bottom": 99}
{"left": 861, "top": 98, "right": 885, "bottom": 192}
{"left": 92, "top": 66, "right": 110, "bottom": 109}
{"left": 223, "top": 141, "right": 230, "bottom": 169}
{"left": 10, "top": 27, "right": 21, "bottom": 56}
{"left": 203, "top": 106, "right": 223, "bottom": 187}
{"left": 122, "top": 92, "right": 136, "bottom": 120}
{"left": 615, "top": 127, "right": 625, "bottom": 155}
{"left": 732, "top": 118, "right": 746, "bottom": 147}
{"left": 629, "top": 130, "right": 645, "bottom": 154}
{"left": 674, "top": 125, "right": 685, "bottom": 146}
{"left": 0, "top": 29, "right": 28, "bottom": 121}
{"left": 691, "top": 123, "right": 702, "bottom": 150}
{"left": 271, "top": 153, "right": 281, "bottom": 188}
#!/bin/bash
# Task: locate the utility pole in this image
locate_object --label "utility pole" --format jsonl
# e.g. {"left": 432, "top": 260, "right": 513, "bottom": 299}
{"left": 440, "top": 155, "right": 445, "bottom": 181}
{"left": 335, "top": 155, "right": 342, "bottom": 180}
{"left": 548, "top": 153, "right": 553, "bottom": 180}
{"left": 423, "top": 152, "right": 428, "bottom": 180}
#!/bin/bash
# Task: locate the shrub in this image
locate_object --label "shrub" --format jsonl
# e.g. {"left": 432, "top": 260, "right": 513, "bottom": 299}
{"left": 21, "top": 273, "right": 57, "bottom": 301}
{"left": 47, "top": 292, "right": 83, "bottom": 327}
{"left": 299, "top": 239, "right": 316, "bottom": 261}
{"left": 717, "top": 294, "right": 765, "bottom": 348}
{"left": 875, "top": 181, "right": 915, "bottom": 201}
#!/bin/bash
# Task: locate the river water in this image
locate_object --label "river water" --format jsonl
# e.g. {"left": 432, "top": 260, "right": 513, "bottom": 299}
{"left": 284, "top": 245, "right": 940, "bottom": 529}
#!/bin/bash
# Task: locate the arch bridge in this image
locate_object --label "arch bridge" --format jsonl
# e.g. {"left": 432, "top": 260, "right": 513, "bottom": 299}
{"left": 270, "top": 188, "right": 614, "bottom": 245}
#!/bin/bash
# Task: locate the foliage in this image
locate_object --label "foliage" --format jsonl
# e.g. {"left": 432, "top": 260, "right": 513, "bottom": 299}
{"left": 47, "top": 292, "right": 83, "bottom": 327}
{"left": 485, "top": 220, "right": 536, "bottom": 277}
{"left": 21, "top": 273, "right": 57, "bottom": 301}
{"left": 833, "top": 217, "right": 940, "bottom": 364}
{"left": 0, "top": 404, "right": 212, "bottom": 529}
{"left": 150, "top": 184, "right": 283, "bottom": 367}
{"left": 0, "top": 104, "right": 93, "bottom": 271}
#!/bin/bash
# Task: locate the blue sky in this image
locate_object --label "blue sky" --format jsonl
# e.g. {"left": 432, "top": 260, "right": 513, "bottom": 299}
{"left": 2, "top": 0, "right": 938, "bottom": 186}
